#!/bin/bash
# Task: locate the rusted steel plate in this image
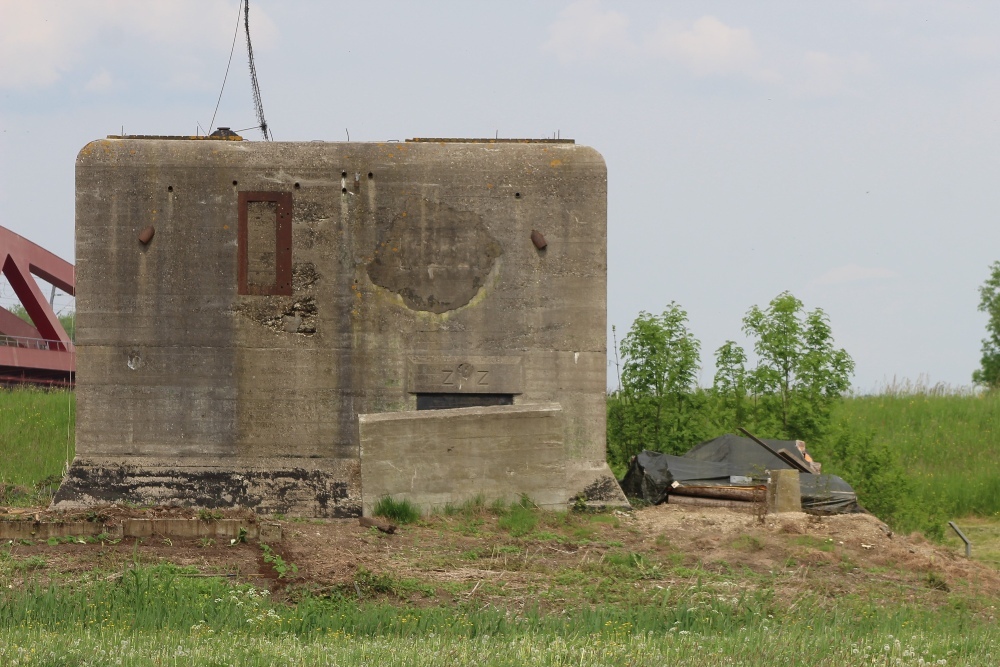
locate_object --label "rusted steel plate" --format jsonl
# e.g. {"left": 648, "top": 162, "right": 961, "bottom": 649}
{"left": 237, "top": 191, "right": 293, "bottom": 296}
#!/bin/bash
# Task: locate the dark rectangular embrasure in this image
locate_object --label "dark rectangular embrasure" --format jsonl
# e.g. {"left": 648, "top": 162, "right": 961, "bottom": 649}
{"left": 415, "top": 393, "right": 514, "bottom": 411}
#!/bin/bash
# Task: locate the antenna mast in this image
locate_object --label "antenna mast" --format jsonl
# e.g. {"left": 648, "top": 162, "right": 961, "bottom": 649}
{"left": 244, "top": 0, "right": 271, "bottom": 140}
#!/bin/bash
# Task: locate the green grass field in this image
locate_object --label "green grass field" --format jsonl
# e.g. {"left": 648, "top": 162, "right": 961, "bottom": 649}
{"left": 2, "top": 387, "right": 1000, "bottom": 664}
{"left": 831, "top": 390, "right": 1000, "bottom": 519}
{"left": 0, "top": 388, "right": 74, "bottom": 493}
{"left": 0, "top": 560, "right": 995, "bottom": 666}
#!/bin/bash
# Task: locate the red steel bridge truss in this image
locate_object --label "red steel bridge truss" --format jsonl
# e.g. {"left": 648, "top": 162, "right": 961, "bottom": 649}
{"left": 0, "top": 226, "right": 74, "bottom": 386}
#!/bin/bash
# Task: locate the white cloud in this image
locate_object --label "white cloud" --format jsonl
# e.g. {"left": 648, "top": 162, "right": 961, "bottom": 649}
{"left": 0, "top": 4, "right": 80, "bottom": 88}
{"left": 84, "top": 69, "right": 114, "bottom": 93}
{"left": 543, "top": 4, "right": 775, "bottom": 82}
{"left": 798, "top": 51, "right": 873, "bottom": 97}
{"left": 814, "top": 264, "right": 897, "bottom": 286}
{"left": 542, "top": 0, "right": 633, "bottom": 63}
{"left": 644, "top": 15, "right": 777, "bottom": 81}
{"left": 0, "top": 0, "right": 278, "bottom": 90}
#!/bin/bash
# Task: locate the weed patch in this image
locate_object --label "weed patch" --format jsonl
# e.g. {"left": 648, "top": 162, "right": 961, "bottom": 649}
{"left": 733, "top": 535, "right": 765, "bottom": 552}
{"left": 925, "top": 571, "right": 950, "bottom": 592}
{"left": 372, "top": 496, "right": 420, "bottom": 524}
{"left": 791, "top": 535, "right": 836, "bottom": 552}
{"left": 497, "top": 505, "right": 538, "bottom": 537}
{"left": 260, "top": 543, "right": 298, "bottom": 579}
{"left": 352, "top": 569, "right": 433, "bottom": 599}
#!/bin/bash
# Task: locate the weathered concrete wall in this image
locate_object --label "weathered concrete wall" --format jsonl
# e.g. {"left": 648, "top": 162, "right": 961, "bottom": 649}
{"left": 56, "top": 137, "right": 625, "bottom": 515}
{"left": 359, "top": 403, "right": 566, "bottom": 514}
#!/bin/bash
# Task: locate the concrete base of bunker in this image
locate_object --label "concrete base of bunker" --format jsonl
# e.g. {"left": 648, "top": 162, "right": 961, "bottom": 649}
{"left": 52, "top": 457, "right": 361, "bottom": 518}
{"left": 568, "top": 464, "right": 631, "bottom": 510}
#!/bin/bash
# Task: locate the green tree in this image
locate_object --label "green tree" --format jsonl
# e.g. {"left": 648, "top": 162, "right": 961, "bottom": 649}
{"left": 973, "top": 261, "right": 1000, "bottom": 388}
{"left": 6, "top": 304, "right": 75, "bottom": 341}
{"left": 712, "top": 340, "right": 748, "bottom": 428}
{"left": 614, "top": 304, "right": 703, "bottom": 459}
{"left": 714, "top": 292, "right": 854, "bottom": 441}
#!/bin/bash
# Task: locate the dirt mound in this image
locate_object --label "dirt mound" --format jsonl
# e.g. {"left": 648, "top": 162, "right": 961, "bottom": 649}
{"left": 3, "top": 503, "right": 998, "bottom": 610}
{"left": 633, "top": 504, "right": 892, "bottom": 547}
{"left": 627, "top": 504, "right": 1000, "bottom": 599}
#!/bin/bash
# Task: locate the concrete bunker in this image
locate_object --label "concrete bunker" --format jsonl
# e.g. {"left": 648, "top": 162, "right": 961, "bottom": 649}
{"left": 55, "top": 135, "right": 626, "bottom": 516}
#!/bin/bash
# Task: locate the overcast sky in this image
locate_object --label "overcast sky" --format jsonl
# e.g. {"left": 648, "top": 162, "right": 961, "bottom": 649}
{"left": 2, "top": 0, "right": 999, "bottom": 391}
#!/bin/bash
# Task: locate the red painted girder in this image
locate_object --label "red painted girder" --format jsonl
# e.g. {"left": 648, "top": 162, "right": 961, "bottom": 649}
{"left": 0, "top": 306, "right": 40, "bottom": 339}
{"left": 0, "top": 226, "right": 74, "bottom": 349}
{"left": 0, "top": 346, "right": 74, "bottom": 373}
{"left": 0, "top": 227, "right": 74, "bottom": 294}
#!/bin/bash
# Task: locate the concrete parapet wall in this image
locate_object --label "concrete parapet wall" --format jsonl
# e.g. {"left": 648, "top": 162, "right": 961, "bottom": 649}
{"left": 359, "top": 404, "right": 566, "bottom": 514}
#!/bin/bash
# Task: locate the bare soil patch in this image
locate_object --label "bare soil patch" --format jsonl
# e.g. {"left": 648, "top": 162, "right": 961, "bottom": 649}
{"left": 3, "top": 503, "right": 998, "bottom": 614}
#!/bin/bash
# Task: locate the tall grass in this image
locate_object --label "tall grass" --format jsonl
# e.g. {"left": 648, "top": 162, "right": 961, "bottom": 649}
{"left": 0, "top": 625, "right": 994, "bottom": 666}
{"left": 0, "top": 564, "right": 996, "bottom": 665}
{"left": 832, "top": 389, "right": 1000, "bottom": 518}
{"left": 373, "top": 496, "right": 421, "bottom": 524}
{"left": 0, "top": 388, "right": 74, "bottom": 488}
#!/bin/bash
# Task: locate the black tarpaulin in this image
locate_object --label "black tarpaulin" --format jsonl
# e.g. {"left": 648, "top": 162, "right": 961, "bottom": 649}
{"left": 619, "top": 438, "right": 864, "bottom": 515}
{"left": 685, "top": 434, "right": 812, "bottom": 472}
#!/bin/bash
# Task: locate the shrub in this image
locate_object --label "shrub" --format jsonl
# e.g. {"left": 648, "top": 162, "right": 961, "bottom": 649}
{"left": 810, "top": 426, "right": 945, "bottom": 539}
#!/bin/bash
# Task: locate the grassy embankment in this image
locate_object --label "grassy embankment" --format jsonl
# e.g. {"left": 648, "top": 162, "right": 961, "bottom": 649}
{"left": 831, "top": 388, "right": 1000, "bottom": 520}
{"left": 0, "top": 389, "right": 73, "bottom": 503}
{"left": 2, "top": 387, "right": 1000, "bottom": 664}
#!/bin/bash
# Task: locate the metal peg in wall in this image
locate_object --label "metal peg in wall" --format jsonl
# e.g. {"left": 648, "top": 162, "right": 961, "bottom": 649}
{"left": 138, "top": 226, "right": 155, "bottom": 245}
{"left": 530, "top": 230, "right": 547, "bottom": 250}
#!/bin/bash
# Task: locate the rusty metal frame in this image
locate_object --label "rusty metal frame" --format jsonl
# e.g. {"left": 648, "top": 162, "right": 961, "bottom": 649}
{"left": 237, "top": 191, "right": 292, "bottom": 296}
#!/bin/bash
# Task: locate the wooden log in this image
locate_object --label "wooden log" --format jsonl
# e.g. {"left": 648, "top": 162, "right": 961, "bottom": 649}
{"left": 667, "top": 495, "right": 754, "bottom": 509}
{"left": 670, "top": 485, "right": 765, "bottom": 502}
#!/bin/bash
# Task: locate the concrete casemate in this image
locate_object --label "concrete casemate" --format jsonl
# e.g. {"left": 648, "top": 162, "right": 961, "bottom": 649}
{"left": 54, "top": 135, "right": 626, "bottom": 516}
